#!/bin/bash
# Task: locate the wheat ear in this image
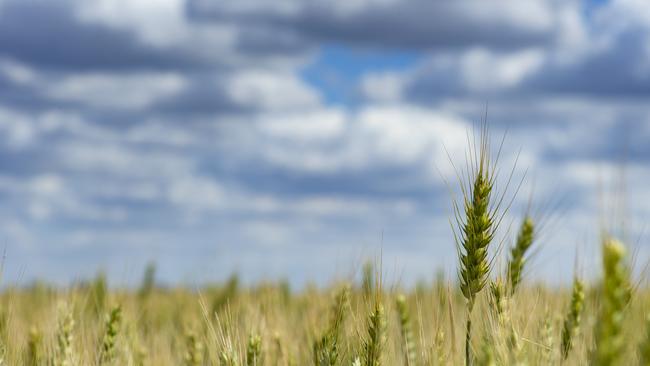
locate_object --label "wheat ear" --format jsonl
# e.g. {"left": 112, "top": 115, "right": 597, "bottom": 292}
{"left": 314, "top": 285, "right": 350, "bottom": 366}
{"left": 100, "top": 305, "right": 122, "bottom": 364}
{"left": 507, "top": 217, "right": 534, "bottom": 294}
{"left": 591, "top": 238, "right": 630, "bottom": 366}
{"left": 560, "top": 277, "right": 585, "bottom": 359}
{"left": 395, "top": 294, "right": 417, "bottom": 366}
{"left": 362, "top": 300, "right": 385, "bottom": 366}
{"left": 453, "top": 125, "right": 503, "bottom": 366}
{"left": 246, "top": 333, "right": 262, "bottom": 366}
{"left": 56, "top": 305, "right": 75, "bottom": 366}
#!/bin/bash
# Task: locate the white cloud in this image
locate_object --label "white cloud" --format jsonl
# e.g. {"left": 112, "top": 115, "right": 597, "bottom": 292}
{"left": 76, "top": 0, "right": 237, "bottom": 59}
{"left": 257, "top": 108, "right": 346, "bottom": 141}
{"left": 29, "top": 175, "right": 64, "bottom": 197}
{"left": 246, "top": 104, "right": 470, "bottom": 179}
{"left": 241, "top": 219, "right": 295, "bottom": 248}
{"left": 355, "top": 105, "right": 468, "bottom": 168}
{"left": 0, "top": 57, "right": 36, "bottom": 85}
{"left": 77, "top": 0, "right": 189, "bottom": 46}
{"left": 59, "top": 142, "right": 195, "bottom": 178}
{"left": 460, "top": 48, "right": 545, "bottom": 91}
{"left": 167, "top": 176, "right": 224, "bottom": 211}
{"left": 0, "top": 107, "right": 37, "bottom": 149}
{"left": 360, "top": 72, "right": 406, "bottom": 102}
{"left": 126, "top": 121, "right": 198, "bottom": 147}
{"left": 228, "top": 70, "right": 321, "bottom": 110}
{"left": 46, "top": 72, "right": 186, "bottom": 110}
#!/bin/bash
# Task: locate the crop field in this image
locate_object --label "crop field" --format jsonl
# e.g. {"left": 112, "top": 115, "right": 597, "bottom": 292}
{"left": 0, "top": 262, "right": 647, "bottom": 366}
{"left": 1, "top": 128, "right": 646, "bottom": 366}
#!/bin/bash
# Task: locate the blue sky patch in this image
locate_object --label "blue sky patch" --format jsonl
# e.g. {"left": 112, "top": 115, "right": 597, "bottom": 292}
{"left": 301, "top": 44, "right": 421, "bottom": 106}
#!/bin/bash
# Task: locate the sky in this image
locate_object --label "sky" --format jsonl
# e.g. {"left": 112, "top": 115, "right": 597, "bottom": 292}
{"left": 0, "top": 0, "right": 649, "bottom": 287}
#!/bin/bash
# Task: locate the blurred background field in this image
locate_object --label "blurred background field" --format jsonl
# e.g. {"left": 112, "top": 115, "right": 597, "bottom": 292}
{"left": 1, "top": 261, "right": 648, "bottom": 365}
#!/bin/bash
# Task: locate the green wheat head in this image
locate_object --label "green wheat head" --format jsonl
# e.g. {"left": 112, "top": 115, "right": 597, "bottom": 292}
{"left": 314, "top": 285, "right": 350, "bottom": 366}
{"left": 507, "top": 217, "right": 534, "bottom": 294}
{"left": 220, "top": 349, "right": 239, "bottom": 366}
{"left": 247, "top": 333, "right": 262, "bottom": 366}
{"left": 100, "top": 305, "right": 122, "bottom": 364}
{"left": 395, "top": 294, "right": 416, "bottom": 366}
{"left": 541, "top": 314, "right": 555, "bottom": 364}
{"left": 561, "top": 277, "right": 585, "bottom": 359}
{"left": 457, "top": 163, "right": 495, "bottom": 310}
{"left": 591, "top": 238, "right": 630, "bottom": 366}
{"left": 362, "top": 300, "right": 385, "bottom": 366}
{"left": 489, "top": 280, "right": 507, "bottom": 323}
{"left": 56, "top": 305, "right": 75, "bottom": 366}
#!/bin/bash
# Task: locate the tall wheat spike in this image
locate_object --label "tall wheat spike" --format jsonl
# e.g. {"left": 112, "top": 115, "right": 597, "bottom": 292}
{"left": 452, "top": 123, "right": 506, "bottom": 366}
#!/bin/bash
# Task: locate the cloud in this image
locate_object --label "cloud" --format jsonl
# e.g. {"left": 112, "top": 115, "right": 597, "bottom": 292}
{"left": 257, "top": 108, "right": 346, "bottom": 141}
{"left": 227, "top": 69, "right": 321, "bottom": 110}
{"left": 189, "top": 0, "right": 561, "bottom": 51}
{"left": 0, "top": 0, "right": 209, "bottom": 71}
{"left": 379, "top": 1, "right": 650, "bottom": 102}
{"left": 45, "top": 72, "right": 187, "bottom": 111}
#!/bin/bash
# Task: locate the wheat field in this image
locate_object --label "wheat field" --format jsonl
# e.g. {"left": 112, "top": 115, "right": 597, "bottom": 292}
{"left": 0, "top": 265, "right": 647, "bottom": 366}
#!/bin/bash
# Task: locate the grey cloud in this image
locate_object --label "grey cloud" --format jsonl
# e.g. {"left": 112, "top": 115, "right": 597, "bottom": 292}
{"left": 150, "top": 75, "right": 247, "bottom": 117}
{"left": 524, "top": 31, "right": 650, "bottom": 95}
{"left": 0, "top": 1, "right": 210, "bottom": 71}
{"left": 188, "top": 0, "right": 558, "bottom": 51}
{"left": 402, "top": 18, "right": 650, "bottom": 101}
{"left": 234, "top": 27, "right": 313, "bottom": 56}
